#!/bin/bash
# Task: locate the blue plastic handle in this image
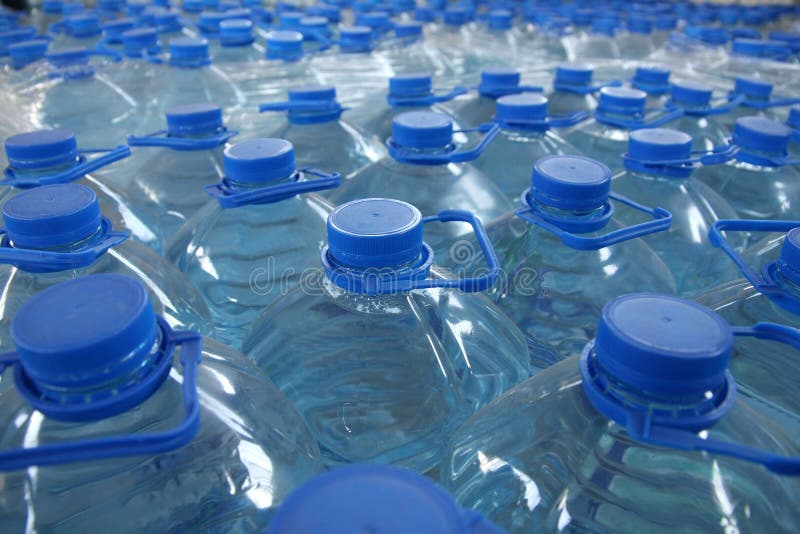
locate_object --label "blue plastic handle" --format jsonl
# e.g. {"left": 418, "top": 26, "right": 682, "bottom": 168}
{"left": 667, "top": 93, "right": 746, "bottom": 117}
{"left": 515, "top": 191, "right": 672, "bottom": 251}
{"left": 595, "top": 106, "right": 684, "bottom": 130}
{"left": 1, "top": 145, "right": 131, "bottom": 188}
{"left": 0, "top": 219, "right": 128, "bottom": 273}
{"left": 127, "top": 128, "right": 238, "bottom": 151}
{"left": 731, "top": 92, "right": 800, "bottom": 110}
{"left": 387, "top": 122, "right": 500, "bottom": 165}
{"left": 205, "top": 167, "right": 341, "bottom": 208}
{"left": 0, "top": 319, "right": 202, "bottom": 471}
{"left": 387, "top": 85, "right": 468, "bottom": 107}
{"left": 322, "top": 209, "right": 500, "bottom": 294}
{"left": 792, "top": 130, "right": 800, "bottom": 143}
{"left": 494, "top": 110, "right": 590, "bottom": 132}
{"left": 553, "top": 79, "right": 622, "bottom": 95}
{"left": 709, "top": 219, "right": 800, "bottom": 311}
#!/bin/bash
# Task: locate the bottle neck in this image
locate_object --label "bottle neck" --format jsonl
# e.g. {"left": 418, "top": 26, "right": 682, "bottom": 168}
{"left": 9, "top": 159, "right": 80, "bottom": 180}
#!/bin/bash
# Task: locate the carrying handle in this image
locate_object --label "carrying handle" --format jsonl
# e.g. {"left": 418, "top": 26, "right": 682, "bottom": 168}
{"left": 0, "top": 322, "right": 202, "bottom": 471}
{"left": 515, "top": 191, "right": 672, "bottom": 251}
{"left": 205, "top": 168, "right": 341, "bottom": 208}
{"left": 127, "top": 129, "right": 238, "bottom": 151}
{"left": 2, "top": 145, "right": 131, "bottom": 188}
{"left": 387, "top": 122, "right": 500, "bottom": 165}
{"left": 732, "top": 92, "right": 800, "bottom": 110}
{"left": 0, "top": 221, "right": 128, "bottom": 272}
{"left": 387, "top": 85, "right": 468, "bottom": 107}
{"left": 595, "top": 106, "right": 684, "bottom": 130}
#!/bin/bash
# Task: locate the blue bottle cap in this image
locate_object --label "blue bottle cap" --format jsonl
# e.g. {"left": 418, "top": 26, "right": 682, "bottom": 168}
{"left": 266, "top": 30, "right": 303, "bottom": 60}
{"left": 777, "top": 228, "right": 800, "bottom": 286}
{"left": 488, "top": 9, "right": 512, "bottom": 30}
{"left": 307, "top": 4, "right": 341, "bottom": 23}
{"left": 730, "top": 27, "right": 760, "bottom": 40}
{"left": 122, "top": 28, "right": 158, "bottom": 54}
{"left": 168, "top": 36, "right": 210, "bottom": 67}
{"left": 220, "top": 19, "right": 254, "bottom": 46}
{"left": 732, "top": 38, "right": 765, "bottom": 57}
{"left": 183, "top": 0, "right": 203, "bottom": 12}
{"left": 479, "top": 67, "right": 521, "bottom": 98}
{"left": 555, "top": 63, "right": 593, "bottom": 86}
{"left": 339, "top": 26, "right": 372, "bottom": 51}
{"left": 389, "top": 74, "right": 432, "bottom": 97}
{"left": 154, "top": 9, "right": 182, "bottom": 30}
{"left": 8, "top": 39, "right": 49, "bottom": 68}
{"left": 356, "top": 11, "right": 390, "bottom": 29}
{"left": 734, "top": 76, "right": 772, "bottom": 99}
{"left": 695, "top": 25, "right": 729, "bottom": 46}
{"left": 733, "top": 116, "right": 791, "bottom": 153}
{"left": 628, "top": 128, "right": 692, "bottom": 162}
{"left": 327, "top": 198, "right": 423, "bottom": 268}
{"left": 289, "top": 85, "right": 336, "bottom": 103}
{"left": 11, "top": 274, "right": 159, "bottom": 392}
{"left": 571, "top": 8, "right": 594, "bottom": 26}
{"left": 495, "top": 93, "right": 548, "bottom": 123}
{"left": 300, "top": 15, "right": 329, "bottom": 32}
{"left": 597, "top": 86, "right": 646, "bottom": 114}
{"left": 594, "top": 294, "right": 732, "bottom": 396}
{"left": 2, "top": 183, "right": 102, "bottom": 248}
{"left": 198, "top": 10, "right": 227, "bottom": 32}
{"left": 532, "top": 155, "right": 611, "bottom": 211}
{"left": 670, "top": 80, "right": 713, "bottom": 107}
{"left": 763, "top": 40, "right": 791, "bottom": 60}
{"left": 391, "top": 111, "right": 453, "bottom": 149}
{"left": 591, "top": 18, "right": 616, "bottom": 36}
{"left": 268, "top": 465, "right": 477, "bottom": 534}
{"left": 102, "top": 18, "right": 135, "bottom": 36}
{"left": 280, "top": 11, "right": 304, "bottom": 29}
{"left": 627, "top": 15, "right": 652, "bottom": 34}
{"left": 42, "top": 0, "right": 63, "bottom": 14}
{"left": 413, "top": 6, "right": 435, "bottom": 22}
{"left": 67, "top": 13, "right": 101, "bottom": 37}
{"left": 5, "top": 129, "right": 78, "bottom": 170}
{"left": 769, "top": 30, "right": 800, "bottom": 43}
{"left": 632, "top": 66, "right": 670, "bottom": 93}
{"left": 443, "top": 6, "right": 470, "bottom": 27}
{"left": 223, "top": 138, "right": 296, "bottom": 183}
{"left": 45, "top": 46, "right": 89, "bottom": 67}
{"left": 788, "top": 107, "right": 800, "bottom": 130}
{"left": 394, "top": 21, "right": 422, "bottom": 38}
{"left": 165, "top": 103, "right": 223, "bottom": 136}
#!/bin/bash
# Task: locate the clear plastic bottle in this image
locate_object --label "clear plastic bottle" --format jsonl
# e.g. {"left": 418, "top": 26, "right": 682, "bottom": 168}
{"left": 268, "top": 465, "right": 503, "bottom": 534}
{"left": 243, "top": 198, "right": 530, "bottom": 472}
{"left": 0, "top": 274, "right": 323, "bottom": 531}
{"left": 443, "top": 293, "right": 800, "bottom": 533}
{"left": 610, "top": 128, "right": 743, "bottom": 296}
{"left": 167, "top": 138, "right": 336, "bottom": 350}
{"left": 616, "top": 16, "right": 656, "bottom": 60}
{"left": 326, "top": 111, "right": 513, "bottom": 271}
{"left": 664, "top": 80, "right": 735, "bottom": 151}
{"left": 0, "top": 184, "right": 211, "bottom": 351}
{"left": 465, "top": 155, "right": 675, "bottom": 369}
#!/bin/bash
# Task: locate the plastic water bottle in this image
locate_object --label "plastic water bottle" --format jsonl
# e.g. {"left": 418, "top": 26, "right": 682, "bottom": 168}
{"left": 0, "top": 184, "right": 211, "bottom": 351}
{"left": 1, "top": 129, "right": 162, "bottom": 252}
{"left": 563, "top": 86, "right": 684, "bottom": 171}
{"left": 0, "top": 274, "right": 323, "bottom": 531}
{"left": 122, "top": 103, "right": 237, "bottom": 238}
{"left": 167, "top": 138, "right": 338, "bottom": 350}
{"left": 326, "top": 111, "right": 512, "bottom": 271}
{"left": 253, "top": 86, "right": 385, "bottom": 180}
{"left": 51, "top": 12, "right": 103, "bottom": 48}
{"left": 268, "top": 465, "right": 503, "bottom": 534}
{"left": 471, "top": 93, "right": 586, "bottom": 201}
{"left": 444, "top": 67, "right": 542, "bottom": 127}
{"left": 208, "top": 18, "right": 263, "bottom": 66}
{"left": 22, "top": 46, "right": 141, "bottom": 149}
{"left": 649, "top": 25, "right": 730, "bottom": 72}
{"left": 425, "top": 7, "right": 479, "bottom": 84}
{"left": 651, "top": 14, "right": 678, "bottom": 49}
{"left": 664, "top": 80, "right": 736, "bottom": 151}
{"left": 243, "top": 198, "right": 530, "bottom": 472}
{"left": 701, "top": 220, "right": 800, "bottom": 429}
{"left": 469, "top": 10, "right": 526, "bottom": 71}
{"left": 694, "top": 117, "right": 800, "bottom": 226}
{"left": 609, "top": 128, "right": 743, "bottom": 296}
{"left": 310, "top": 26, "right": 394, "bottom": 105}
{"left": 468, "top": 155, "right": 675, "bottom": 369}
{"left": 443, "top": 293, "right": 800, "bottom": 532}
{"left": 562, "top": 18, "right": 621, "bottom": 62}
{"left": 346, "top": 74, "right": 467, "bottom": 145}
{"left": 544, "top": 64, "right": 611, "bottom": 116}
